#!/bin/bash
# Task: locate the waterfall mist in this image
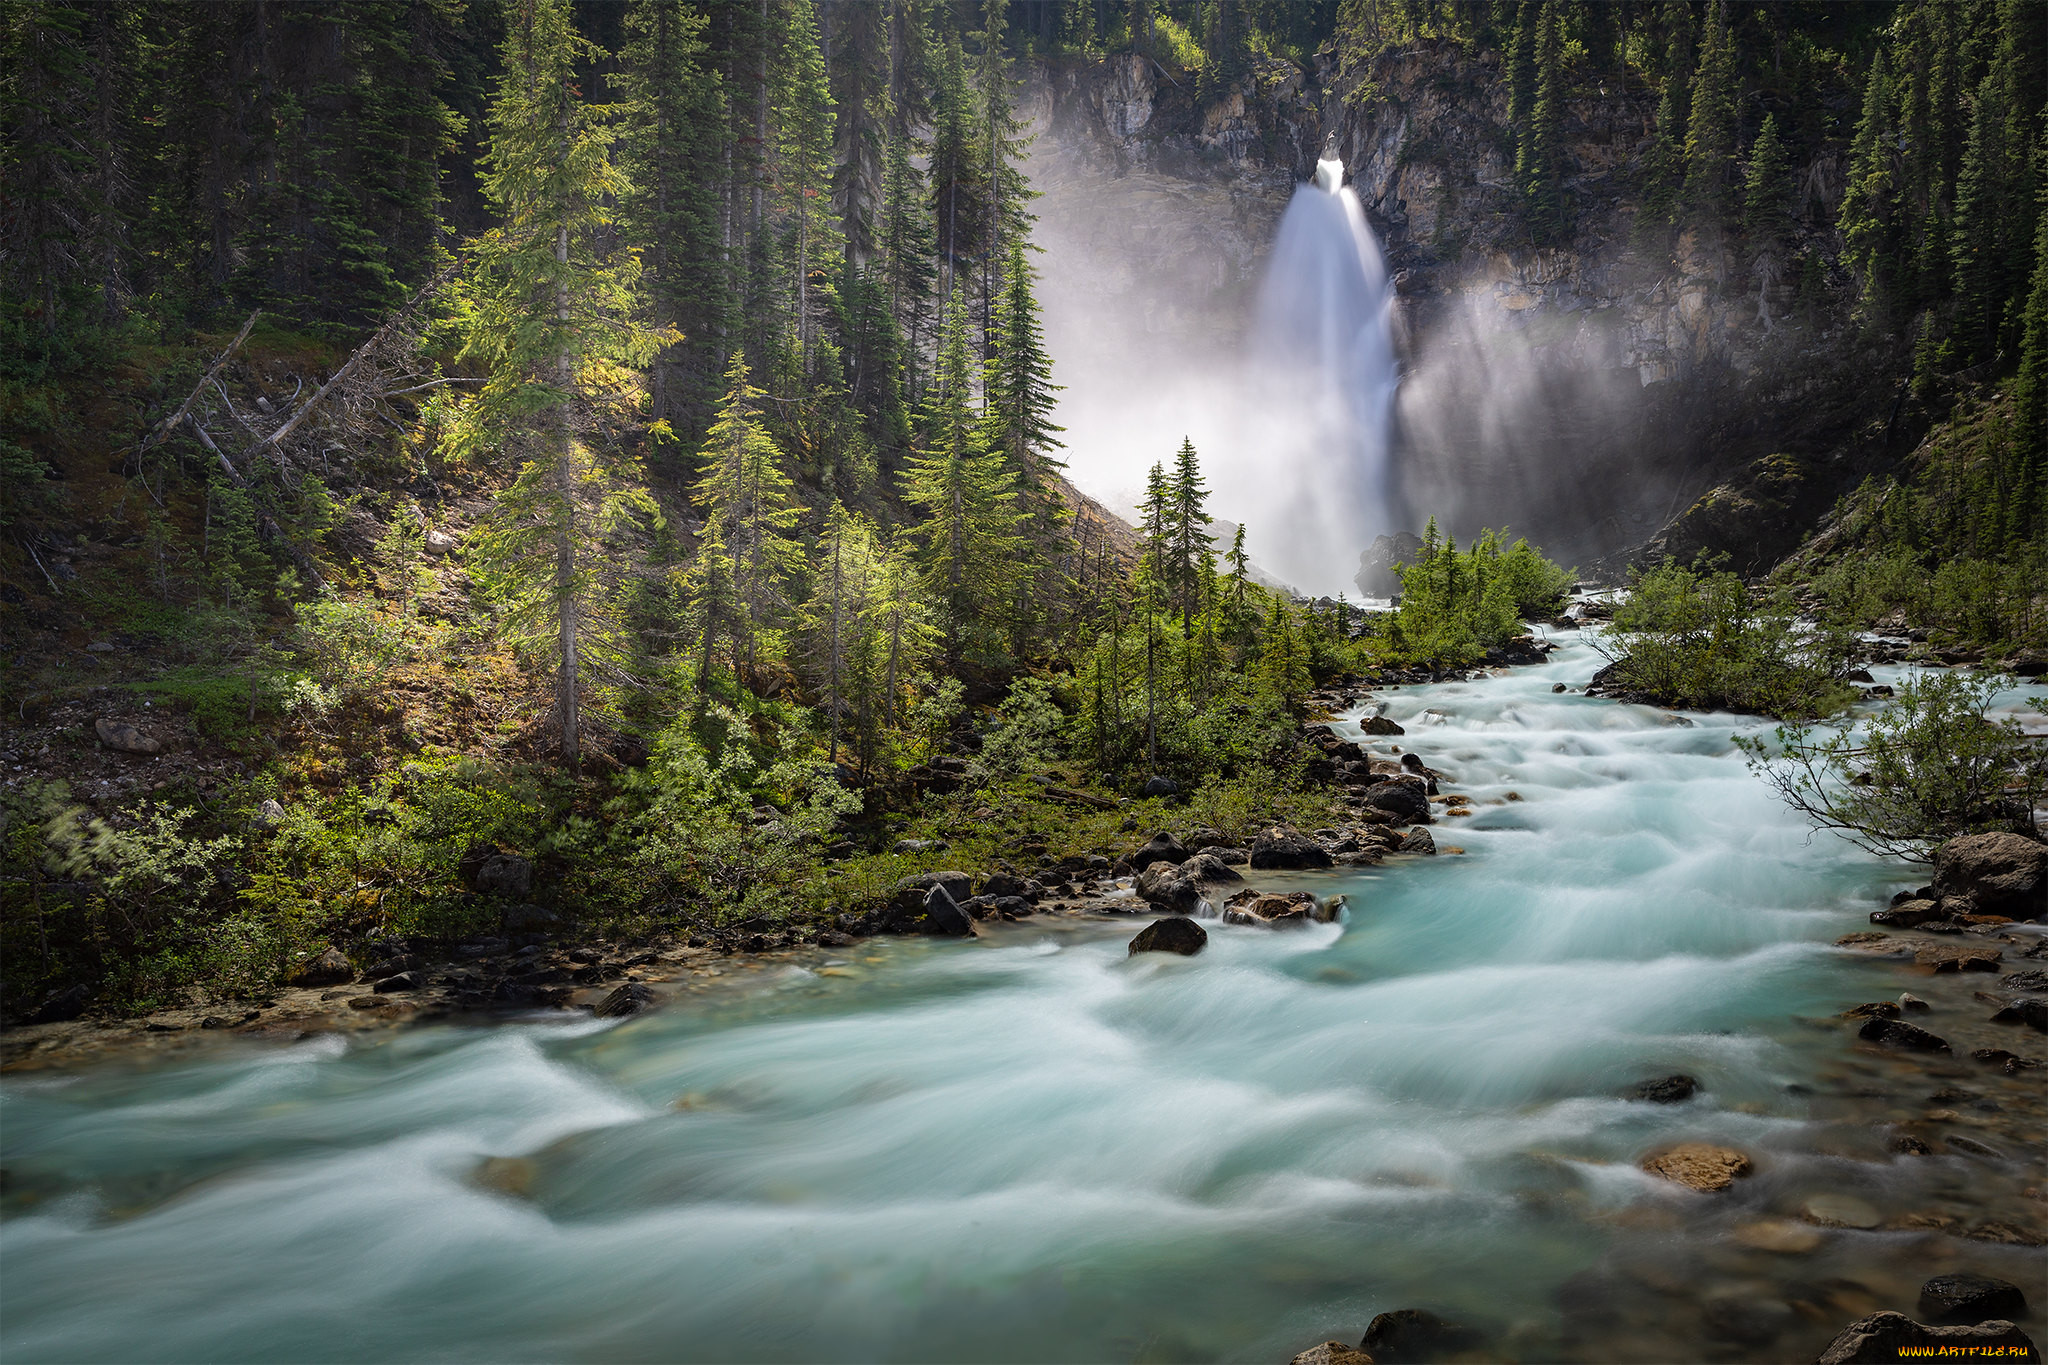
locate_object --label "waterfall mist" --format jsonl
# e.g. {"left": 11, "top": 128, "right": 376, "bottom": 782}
{"left": 1031, "top": 147, "right": 1402, "bottom": 598}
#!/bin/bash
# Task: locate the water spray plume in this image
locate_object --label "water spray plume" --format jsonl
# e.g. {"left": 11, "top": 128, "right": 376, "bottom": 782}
{"left": 1224, "top": 143, "right": 1404, "bottom": 597}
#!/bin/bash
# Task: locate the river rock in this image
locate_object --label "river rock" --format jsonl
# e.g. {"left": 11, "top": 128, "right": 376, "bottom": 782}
{"left": 1289, "top": 1343, "right": 1375, "bottom": 1365}
{"left": 1988, "top": 996, "right": 2048, "bottom": 1030}
{"left": 1857, "top": 1017, "right": 1952, "bottom": 1051}
{"left": 1971, "top": 1048, "right": 2042, "bottom": 1073}
{"left": 1222, "top": 892, "right": 1315, "bottom": 928}
{"left": 594, "top": 983, "right": 657, "bottom": 1019}
{"left": 1397, "top": 827, "right": 1437, "bottom": 855}
{"left": 1815, "top": 1312, "right": 2038, "bottom": 1364}
{"left": 1136, "top": 861, "right": 1203, "bottom": 914}
{"left": 1899, "top": 992, "right": 1930, "bottom": 1011}
{"left": 94, "top": 717, "right": 161, "bottom": 755}
{"left": 920, "top": 883, "right": 976, "bottom": 936}
{"left": 1641, "top": 1142, "right": 1753, "bottom": 1192}
{"left": 1180, "top": 852, "right": 1243, "bottom": 886}
{"left": 1920, "top": 1275, "right": 2029, "bottom": 1324}
{"left": 1732, "top": 1219, "right": 1825, "bottom": 1253}
{"left": 1871, "top": 898, "right": 1943, "bottom": 928}
{"left": 1915, "top": 943, "right": 2002, "bottom": 972}
{"left": 474, "top": 854, "right": 533, "bottom": 897}
{"left": 292, "top": 947, "right": 355, "bottom": 986}
{"left": 1801, "top": 1193, "right": 1881, "bottom": 1228}
{"left": 1628, "top": 1074, "right": 1698, "bottom": 1103}
{"left": 1365, "top": 778, "right": 1430, "bottom": 824}
{"left": 1130, "top": 831, "right": 1189, "bottom": 870}
{"left": 1129, "top": 917, "right": 1207, "bottom": 956}
{"left": 372, "top": 970, "right": 424, "bottom": 993}
{"left": 1842, "top": 1001, "right": 1900, "bottom": 1020}
{"left": 1249, "top": 826, "right": 1333, "bottom": 870}
{"left": 1933, "top": 832, "right": 2047, "bottom": 919}
{"left": 1361, "top": 715, "right": 1405, "bottom": 735}
{"left": 1359, "top": 1307, "right": 1474, "bottom": 1360}
{"left": 893, "top": 871, "right": 973, "bottom": 914}
{"left": 2001, "top": 968, "right": 2048, "bottom": 992}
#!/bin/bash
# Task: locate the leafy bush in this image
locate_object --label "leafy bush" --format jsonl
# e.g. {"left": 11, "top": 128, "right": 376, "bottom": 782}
{"left": 1736, "top": 670, "right": 2047, "bottom": 861}
{"left": 1598, "top": 562, "right": 1856, "bottom": 717}
{"left": 1810, "top": 542, "right": 2047, "bottom": 650}
{"left": 1383, "top": 523, "right": 1571, "bottom": 665}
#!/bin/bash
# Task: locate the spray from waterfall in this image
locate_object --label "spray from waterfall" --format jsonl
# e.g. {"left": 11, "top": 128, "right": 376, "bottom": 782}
{"left": 1221, "top": 142, "right": 1404, "bottom": 597}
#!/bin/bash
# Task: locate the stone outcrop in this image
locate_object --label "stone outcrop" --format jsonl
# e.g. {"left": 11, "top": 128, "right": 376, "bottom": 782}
{"left": 1933, "top": 833, "right": 2047, "bottom": 921}
{"left": 1815, "top": 1313, "right": 2037, "bottom": 1365}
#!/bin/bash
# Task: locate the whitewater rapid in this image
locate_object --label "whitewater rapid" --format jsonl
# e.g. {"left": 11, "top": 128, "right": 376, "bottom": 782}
{"left": 3, "top": 637, "right": 2040, "bottom": 1363}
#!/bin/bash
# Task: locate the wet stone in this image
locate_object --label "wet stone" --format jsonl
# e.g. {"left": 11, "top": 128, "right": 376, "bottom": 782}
{"left": 1641, "top": 1143, "right": 1752, "bottom": 1192}
{"left": 1857, "top": 1017, "right": 1952, "bottom": 1051}
{"left": 1919, "top": 1274, "right": 2029, "bottom": 1325}
{"left": 1627, "top": 1074, "right": 1698, "bottom": 1104}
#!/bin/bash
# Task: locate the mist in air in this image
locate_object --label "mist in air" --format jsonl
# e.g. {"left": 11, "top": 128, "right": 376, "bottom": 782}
{"left": 1032, "top": 145, "right": 1402, "bottom": 598}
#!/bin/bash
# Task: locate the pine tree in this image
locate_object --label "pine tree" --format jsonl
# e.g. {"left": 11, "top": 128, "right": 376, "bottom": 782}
{"left": 1683, "top": 0, "right": 1739, "bottom": 226}
{"left": 1636, "top": 0, "right": 1693, "bottom": 246}
{"left": 985, "top": 239, "right": 1064, "bottom": 477}
{"left": 1518, "top": 0, "right": 1566, "bottom": 244}
{"left": 695, "top": 351, "right": 805, "bottom": 667}
{"left": 441, "top": 0, "right": 667, "bottom": 769}
{"left": 974, "top": 0, "right": 1035, "bottom": 362}
{"left": 828, "top": 0, "right": 887, "bottom": 268}
{"left": 1168, "top": 437, "right": 1214, "bottom": 632}
{"left": 878, "top": 128, "right": 938, "bottom": 401}
{"left": 928, "top": 33, "right": 990, "bottom": 308}
{"left": 1840, "top": 52, "right": 1900, "bottom": 312}
{"left": 1742, "top": 114, "right": 1793, "bottom": 246}
{"left": 774, "top": 0, "right": 838, "bottom": 368}
{"left": 902, "top": 285, "right": 1024, "bottom": 664}
{"left": 2012, "top": 134, "right": 2048, "bottom": 530}
{"left": 619, "top": 0, "right": 731, "bottom": 438}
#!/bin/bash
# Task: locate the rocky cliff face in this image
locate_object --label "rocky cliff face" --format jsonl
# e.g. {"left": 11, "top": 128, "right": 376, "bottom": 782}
{"left": 1027, "top": 44, "right": 1902, "bottom": 572}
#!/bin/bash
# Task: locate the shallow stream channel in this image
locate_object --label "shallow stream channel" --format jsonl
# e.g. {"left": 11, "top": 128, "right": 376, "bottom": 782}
{"left": 2, "top": 636, "right": 2043, "bottom": 1363}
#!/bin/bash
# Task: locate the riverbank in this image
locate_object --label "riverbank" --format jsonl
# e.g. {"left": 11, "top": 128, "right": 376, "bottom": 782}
{"left": 3, "top": 633, "right": 2043, "bottom": 1363}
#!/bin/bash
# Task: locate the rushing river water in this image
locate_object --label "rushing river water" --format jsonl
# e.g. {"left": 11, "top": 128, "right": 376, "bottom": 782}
{"left": 3, "top": 636, "right": 2043, "bottom": 1364}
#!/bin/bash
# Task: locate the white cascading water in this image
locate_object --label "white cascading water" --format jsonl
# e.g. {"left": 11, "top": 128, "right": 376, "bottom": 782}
{"left": 1224, "top": 146, "right": 1402, "bottom": 596}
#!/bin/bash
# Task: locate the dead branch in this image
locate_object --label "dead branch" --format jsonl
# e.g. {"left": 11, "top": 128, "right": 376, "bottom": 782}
{"left": 130, "top": 310, "right": 260, "bottom": 472}
{"left": 240, "top": 260, "right": 460, "bottom": 466}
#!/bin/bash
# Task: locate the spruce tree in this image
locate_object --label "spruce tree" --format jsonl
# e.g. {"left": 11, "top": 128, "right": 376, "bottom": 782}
{"left": 1518, "top": 0, "right": 1566, "bottom": 244}
{"left": 1636, "top": 1, "right": 1693, "bottom": 246}
{"left": 1840, "top": 53, "right": 1900, "bottom": 312}
{"left": 1168, "top": 438, "right": 1214, "bottom": 632}
{"left": 828, "top": 0, "right": 887, "bottom": 268}
{"left": 985, "top": 240, "right": 1064, "bottom": 478}
{"left": 2013, "top": 136, "right": 2048, "bottom": 528}
{"left": 695, "top": 351, "right": 805, "bottom": 667}
{"left": 902, "top": 285, "right": 1025, "bottom": 664}
{"left": 774, "top": 0, "right": 838, "bottom": 368}
{"left": 441, "top": 0, "right": 667, "bottom": 769}
{"left": 1683, "top": 0, "right": 1739, "bottom": 226}
{"left": 1742, "top": 113, "right": 1793, "bottom": 246}
{"left": 928, "top": 33, "right": 990, "bottom": 309}
{"left": 878, "top": 129, "right": 938, "bottom": 401}
{"left": 974, "top": 0, "right": 1035, "bottom": 360}
{"left": 619, "top": 0, "right": 730, "bottom": 438}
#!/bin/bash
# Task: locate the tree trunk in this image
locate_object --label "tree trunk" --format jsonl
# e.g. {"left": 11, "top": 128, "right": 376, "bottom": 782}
{"left": 556, "top": 209, "right": 580, "bottom": 771}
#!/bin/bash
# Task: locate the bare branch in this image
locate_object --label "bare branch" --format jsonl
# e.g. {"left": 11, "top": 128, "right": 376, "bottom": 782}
{"left": 131, "top": 310, "right": 260, "bottom": 470}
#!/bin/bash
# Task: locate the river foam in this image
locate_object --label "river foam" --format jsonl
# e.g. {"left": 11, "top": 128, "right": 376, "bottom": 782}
{"left": 4, "top": 636, "right": 2039, "bottom": 1363}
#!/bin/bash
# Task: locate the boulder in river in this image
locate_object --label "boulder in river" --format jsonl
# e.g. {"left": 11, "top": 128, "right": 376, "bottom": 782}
{"left": 1128, "top": 917, "right": 1207, "bottom": 956}
{"left": 1800, "top": 1193, "right": 1881, "bottom": 1228}
{"left": 1932, "top": 832, "right": 2047, "bottom": 920}
{"left": 1920, "top": 1275, "right": 2028, "bottom": 1324}
{"left": 1365, "top": 777, "right": 1431, "bottom": 824}
{"left": 1628, "top": 1074, "right": 1698, "bottom": 1103}
{"left": 1130, "top": 831, "right": 1189, "bottom": 871}
{"left": 1914, "top": 942, "right": 2002, "bottom": 972}
{"left": 1361, "top": 715, "right": 1405, "bottom": 735}
{"left": 1815, "top": 1312, "right": 2037, "bottom": 1365}
{"left": 1288, "top": 1343, "right": 1375, "bottom": 1365}
{"left": 594, "top": 983, "right": 657, "bottom": 1019}
{"left": 893, "top": 871, "right": 973, "bottom": 915}
{"left": 1857, "top": 1017, "right": 1952, "bottom": 1051}
{"left": 1359, "top": 1307, "right": 1477, "bottom": 1360}
{"left": 920, "top": 884, "right": 976, "bottom": 937}
{"left": 1640, "top": 1142, "right": 1752, "bottom": 1192}
{"left": 372, "top": 970, "right": 424, "bottom": 993}
{"left": 1249, "top": 826, "right": 1334, "bottom": 870}
{"left": 1136, "top": 861, "right": 1203, "bottom": 914}
{"left": 1989, "top": 997, "right": 2048, "bottom": 1031}
{"left": 1398, "top": 828, "right": 1437, "bottom": 856}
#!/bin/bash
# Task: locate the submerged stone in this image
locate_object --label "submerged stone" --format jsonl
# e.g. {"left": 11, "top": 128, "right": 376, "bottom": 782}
{"left": 1128, "top": 917, "right": 1207, "bottom": 957}
{"left": 1640, "top": 1142, "right": 1752, "bottom": 1192}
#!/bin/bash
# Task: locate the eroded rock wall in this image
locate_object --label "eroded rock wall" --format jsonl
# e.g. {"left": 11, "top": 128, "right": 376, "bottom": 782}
{"left": 1028, "top": 44, "right": 1894, "bottom": 570}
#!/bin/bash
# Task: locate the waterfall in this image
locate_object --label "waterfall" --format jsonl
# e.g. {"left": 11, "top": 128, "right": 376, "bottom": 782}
{"left": 1225, "top": 148, "right": 1402, "bottom": 597}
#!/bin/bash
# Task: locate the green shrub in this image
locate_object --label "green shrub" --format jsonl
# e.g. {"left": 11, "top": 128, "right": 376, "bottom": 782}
{"left": 1599, "top": 562, "right": 1856, "bottom": 717}
{"left": 1736, "top": 670, "right": 2047, "bottom": 861}
{"left": 1385, "top": 523, "right": 1572, "bottom": 665}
